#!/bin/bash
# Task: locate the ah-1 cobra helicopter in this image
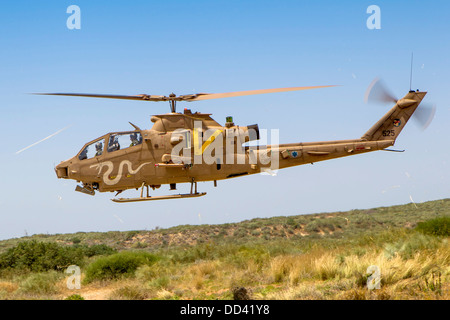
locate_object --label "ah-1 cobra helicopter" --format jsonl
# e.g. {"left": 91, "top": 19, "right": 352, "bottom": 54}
{"left": 38, "top": 79, "right": 433, "bottom": 202}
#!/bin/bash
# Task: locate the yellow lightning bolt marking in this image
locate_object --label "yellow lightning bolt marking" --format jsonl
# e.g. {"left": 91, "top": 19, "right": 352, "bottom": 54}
{"left": 193, "top": 129, "right": 223, "bottom": 155}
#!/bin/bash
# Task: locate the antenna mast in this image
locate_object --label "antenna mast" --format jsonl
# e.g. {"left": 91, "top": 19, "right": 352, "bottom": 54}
{"left": 409, "top": 52, "right": 414, "bottom": 92}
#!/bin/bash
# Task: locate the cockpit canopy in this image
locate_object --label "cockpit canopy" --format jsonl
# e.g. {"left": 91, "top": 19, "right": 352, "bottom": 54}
{"left": 78, "top": 131, "right": 143, "bottom": 160}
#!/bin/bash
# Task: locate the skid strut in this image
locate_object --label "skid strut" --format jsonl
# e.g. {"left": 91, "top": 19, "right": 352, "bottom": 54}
{"left": 112, "top": 180, "right": 206, "bottom": 203}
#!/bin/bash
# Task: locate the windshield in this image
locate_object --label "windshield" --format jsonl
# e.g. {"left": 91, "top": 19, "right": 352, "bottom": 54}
{"left": 107, "top": 132, "right": 142, "bottom": 152}
{"left": 79, "top": 139, "right": 105, "bottom": 160}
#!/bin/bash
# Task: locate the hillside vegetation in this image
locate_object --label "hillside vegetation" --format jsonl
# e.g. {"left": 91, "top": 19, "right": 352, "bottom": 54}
{"left": 0, "top": 199, "right": 448, "bottom": 300}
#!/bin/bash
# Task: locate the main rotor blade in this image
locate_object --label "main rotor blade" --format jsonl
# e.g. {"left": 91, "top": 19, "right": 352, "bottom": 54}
{"left": 364, "top": 78, "right": 398, "bottom": 104}
{"left": 34, "top": 85, "right": 337, "bottom": 104}
{"left": 186, "top": 85, "right": 338, "bottom": 101}
{"left": 32, "top": 93, "right": 166, "bottom": 101}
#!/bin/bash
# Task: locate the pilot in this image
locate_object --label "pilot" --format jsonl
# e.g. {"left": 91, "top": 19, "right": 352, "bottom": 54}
{"left": 129, "top": 133, "right": 139, "bottom": 147}
{"left": 95, "top": 142, "right": 103, "bottom": 156}
{"left": 108, "top": 136, "right": 120, "bottom": 152}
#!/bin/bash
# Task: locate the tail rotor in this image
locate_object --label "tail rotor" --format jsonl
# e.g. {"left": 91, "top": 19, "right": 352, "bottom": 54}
{"left": 364, "top": 77, "right": 435, "bottom": 131}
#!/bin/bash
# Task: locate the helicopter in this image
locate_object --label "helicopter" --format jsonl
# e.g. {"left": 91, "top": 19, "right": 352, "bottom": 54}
{"left": 38, "top": 80, "right": 433, "bottom": 202}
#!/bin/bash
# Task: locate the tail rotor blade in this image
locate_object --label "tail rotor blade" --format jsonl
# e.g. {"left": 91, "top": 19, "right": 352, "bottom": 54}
{"left": 364, "top": 77, "right": 398, "bottom": 104}
{"left": 413, "top": 103, "right": 436, "bottom": 131}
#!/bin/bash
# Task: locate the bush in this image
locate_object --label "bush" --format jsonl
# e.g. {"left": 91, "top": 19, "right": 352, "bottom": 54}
{"left": 84, "top": 251, "right": 159, "bottom": 283}
{"left": 79, "top": 244, "right": 117, "bottom": 257}
{"left": 110, "top": 285, "right": 149, "bottom": 300}
{"left": 65, "top": 294, "right": 85, "bottom": 300}
{"left": 384, "top": 232, "right": 440, "bottom": 260}
{"left": 18, "top": 271, "right": 61, "bottom": 296}
{"left": 0, "top": 240, "right": 85, "bottom": 272}
{"left": 305, "top": 219, "right": 334, "bottom": 233}
{"left": 416, "top": 217, "right": 450, "bottom": 236}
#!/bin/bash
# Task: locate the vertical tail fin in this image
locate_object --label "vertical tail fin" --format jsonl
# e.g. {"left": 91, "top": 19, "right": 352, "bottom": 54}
{"left": 362, "top": 90, "right": 427, "bottom": 141}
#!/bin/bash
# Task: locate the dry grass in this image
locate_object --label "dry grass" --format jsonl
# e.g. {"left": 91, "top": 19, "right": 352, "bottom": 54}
{"left": 260, "top": 240, "right": 449, "bottom": 300}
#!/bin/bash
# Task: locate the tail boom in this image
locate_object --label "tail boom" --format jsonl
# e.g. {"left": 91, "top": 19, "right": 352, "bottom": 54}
{"left": 257, "top": 90, "right": 427, "bottom": 171}
{"left": 257, "top": 139, "right": 394, "bottom": 171}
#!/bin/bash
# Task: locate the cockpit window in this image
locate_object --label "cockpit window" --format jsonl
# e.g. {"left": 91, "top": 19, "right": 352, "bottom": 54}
{"left": 79, "top": 139, "right": 105, "bottom": 160}
{"left": 107, "top": 132, "right": 142, "bottom": 153}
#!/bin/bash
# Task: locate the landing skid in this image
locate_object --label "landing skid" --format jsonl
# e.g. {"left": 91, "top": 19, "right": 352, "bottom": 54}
{"left": 111, "top": 179, "right": 206, "bottom": 203}
{"left": 112, "top": 192, "right": 206, "bottom": 203}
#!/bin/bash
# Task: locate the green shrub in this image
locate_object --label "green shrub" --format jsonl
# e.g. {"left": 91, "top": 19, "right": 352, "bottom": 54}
{"left": 304, "top": 220, "right": 320, "bottom": 233}
{"left": 110, "top": 285, "right": 149, "bottom": 300}
{"left": 135, "top": 264, "right": 159, "bottom": 282}
{"left": 80, "top": 244, "right": 117, "bottom": 257}
{"left": 84, "top": 251, "right": 159, "bottom": 283}
{"left": 415, "top": 216, "right": 450, "bottom": 236}
{"left": 18, "top": 271, "right": 61, "bottom": 296}
{"left": 305, "top": 219, "right": 336, "bottom": 233}
{"left": 65, "top": 294, "right": 85, "bottom": 300}
{"left": 168, "top": 243, "right": 219, "bottom": 263}
{"left": 0, "top": 240, "right": 85, "bottom": 272}
{"left": 71, "top": 237, "right": 82, "bottom": 245}
{"left": 148, "top": 275, "right": 171, "bottom": 289}
{"left": 384, "top": 232, "right": 440, "bottom": 260}
{"left": 125, "top": 231, "right": 140, "bottom": 241}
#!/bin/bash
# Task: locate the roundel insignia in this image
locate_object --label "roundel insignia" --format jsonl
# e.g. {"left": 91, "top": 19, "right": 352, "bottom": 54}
{"left": 291, "top": 151, "right": 298, "bottom": 158}
{"left": 393, "top": 119, "right": 401, "bottom": 127}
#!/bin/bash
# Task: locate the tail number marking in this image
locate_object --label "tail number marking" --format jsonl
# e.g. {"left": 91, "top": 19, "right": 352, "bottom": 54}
{"left": 382, "top": 130, "right": 395, "bottom": 137}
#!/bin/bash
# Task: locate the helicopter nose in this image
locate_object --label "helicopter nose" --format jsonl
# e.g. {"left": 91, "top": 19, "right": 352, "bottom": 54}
{"left": 55, "top": 158, "right": 81, "bottom": 180}
{"left": 55, "top": 163, "right": 69, "bottom": 179}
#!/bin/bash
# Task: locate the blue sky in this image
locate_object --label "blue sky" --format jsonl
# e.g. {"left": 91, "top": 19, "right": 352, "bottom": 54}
{"left": 0, "top": 0, "right": 449, "bottom": 240}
